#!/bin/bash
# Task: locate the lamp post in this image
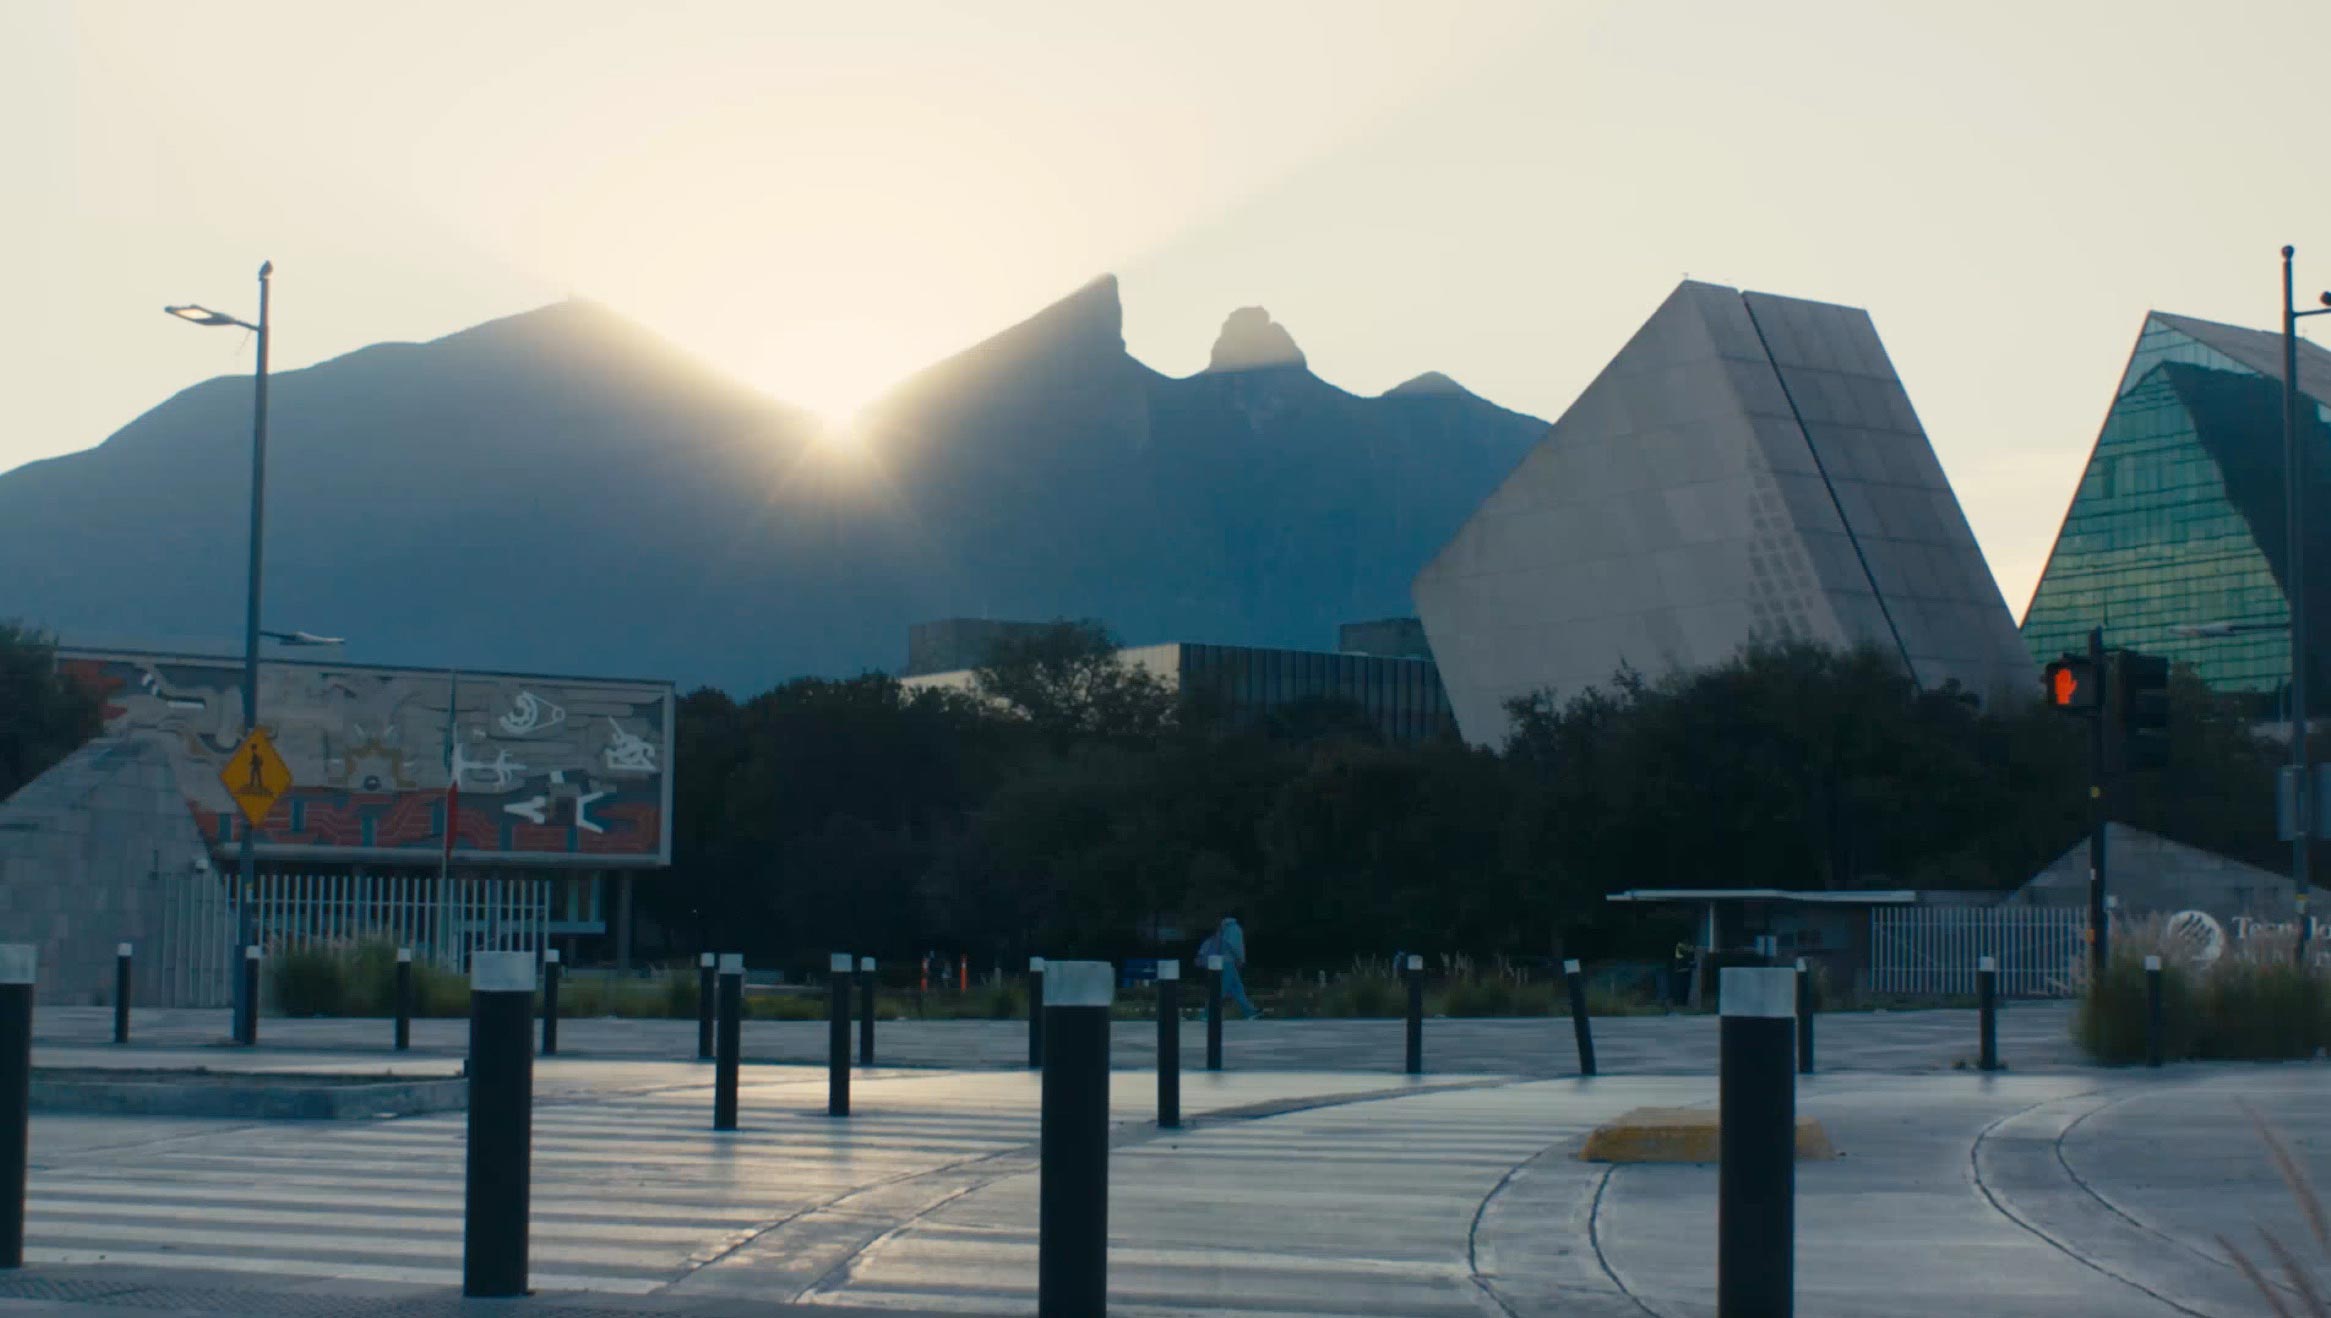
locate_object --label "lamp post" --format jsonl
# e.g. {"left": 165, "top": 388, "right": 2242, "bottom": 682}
{"left": 165, "top": 261, "right": 273, "bottom": 1032}
{"left": 2283, "top": 246, "right": 2331, "bottom": 963}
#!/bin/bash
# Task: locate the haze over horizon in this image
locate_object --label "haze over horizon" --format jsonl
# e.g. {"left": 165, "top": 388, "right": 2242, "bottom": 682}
{"left": 11, "top": 0, "right": 2331, "bottom": 614}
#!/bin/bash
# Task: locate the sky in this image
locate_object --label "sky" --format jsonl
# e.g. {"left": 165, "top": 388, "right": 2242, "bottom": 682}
{"left": 8, "top": 0, "right": 2331, "bottom": 616}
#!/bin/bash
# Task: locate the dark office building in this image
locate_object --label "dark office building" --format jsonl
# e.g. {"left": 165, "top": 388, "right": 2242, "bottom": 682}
{"left": 2022, "top": 312, "right": 2331, "bottom": 703}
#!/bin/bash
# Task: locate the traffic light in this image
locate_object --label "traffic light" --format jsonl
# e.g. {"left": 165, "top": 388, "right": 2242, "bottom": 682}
{"left": 2116, "top": 650, "right": 2170, "bottom": 770}
{"left": 2043, "top": 655, "right": 2098, "bottom": 711}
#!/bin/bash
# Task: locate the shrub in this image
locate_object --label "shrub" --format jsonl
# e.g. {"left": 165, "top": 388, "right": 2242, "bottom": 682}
{"left": 2195, "top": 958, "right": 2325, "bottom": 1060}
{"left": 2074, "top": 950, "right": 2197, "bottom": 1063}
{"left": 270, "top": 945, "right": 350, "bottom": 1017}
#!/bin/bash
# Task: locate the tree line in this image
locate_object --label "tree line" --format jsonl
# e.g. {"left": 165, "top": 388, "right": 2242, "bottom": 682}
{"left": 638, "top": 622, "right": 2280, "bottom": 977}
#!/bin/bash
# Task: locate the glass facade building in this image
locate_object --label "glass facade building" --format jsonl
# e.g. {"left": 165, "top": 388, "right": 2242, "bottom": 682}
{"left": 1173, "top": 642, "right": 1455, "bottom": 743}
{"left": 2022, "top": 313, "right": 2331, "bottom": 704}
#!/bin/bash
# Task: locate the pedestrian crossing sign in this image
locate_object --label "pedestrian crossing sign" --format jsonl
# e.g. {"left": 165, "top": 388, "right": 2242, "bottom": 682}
{"left": 220, "top": 728, "right": 293, "bottom": 828}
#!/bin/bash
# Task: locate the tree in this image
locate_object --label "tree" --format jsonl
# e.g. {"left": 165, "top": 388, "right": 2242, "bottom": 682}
{"left": 973, "top": 619, "right": 1176, "bottom": 743}
{"left": 0, "top": 621, "right": 102, "bottom": 802}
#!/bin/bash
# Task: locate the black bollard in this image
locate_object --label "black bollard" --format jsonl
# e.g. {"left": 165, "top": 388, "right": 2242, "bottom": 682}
{"left": 1157, "top": 958, "right": 1181, "bottom": 1128}
{"left": 1719, "top": 966, "right": 1796, "bottom": 1318}
{"left": 463, "top": 951, "right": 534, "bottom": 1297}
{"left": 858, "top": 956, "right": 876, "bottom": 1067}
{"left": 1795, "top": 958, "right": 1815, "bottom": 1076}
{"left": 1027, "top": 956, "right": 1046, "bottom": 1070}
{"left": 240, "top": 945, "right": 260, "bottom": 1046}
{"left": 1204, "top": 955, "right": 1224, "bottom": 1072}
{"left": 713, "top": 954, "right": 742, "bottom": 1131}
{"left": 828, "top": 953, "right": 853, "bottom": 1117}
{"left": 2145, "top": 955, "right": 2164, "bottom": 1068}
{"left": 1563, "top": 957, "right": 1596, "bottom": 1077}
{"left": 0, "top": 946, "right": 33, "bottom": 1269}
{"left": 113, "top": 942, "right": 131, "bottom": 1045}
{"left": 394, "top": 948, "right": 413, "bottom": 1052}
{"left": 697, "top": 951, "right": 715, "bottom": 1061}
{"left": 1038, "top": 961, "right": 1113, "bottom": 1318}
{"left": 1977, "top": 955, "right": 1999, "bottom": 1073}
{"left": 540, "top": 949, "right": 560, "bottom": 1057}
{"left": 1404, "top": 954, "right": 1424, "bottom": 1076}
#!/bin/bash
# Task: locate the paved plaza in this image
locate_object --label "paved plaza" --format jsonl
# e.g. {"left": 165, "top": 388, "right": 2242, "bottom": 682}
{"left": 0, "top": 1006, "right": 2322, "bottom": 1315}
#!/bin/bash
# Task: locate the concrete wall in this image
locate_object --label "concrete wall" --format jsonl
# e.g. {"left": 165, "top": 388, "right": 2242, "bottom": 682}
{"left": 0, "top": 734, "right": 214, "bottom": 1005}
{"left": 2012, "top": 823, "right": 2296, "bottom": 922}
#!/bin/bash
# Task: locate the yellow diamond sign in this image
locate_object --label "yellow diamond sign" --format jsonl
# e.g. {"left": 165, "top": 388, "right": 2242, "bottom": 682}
{"left": 219, "top": 728, "right": 293, "bottom": 828}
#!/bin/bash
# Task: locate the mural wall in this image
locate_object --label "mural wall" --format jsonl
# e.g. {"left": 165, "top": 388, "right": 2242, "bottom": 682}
{"left": 59, "top": 651, "right": 673, "bottom": 866}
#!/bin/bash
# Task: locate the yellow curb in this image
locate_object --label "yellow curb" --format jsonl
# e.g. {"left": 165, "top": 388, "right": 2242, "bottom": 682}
{"left": 1579, "top": 1106, "right": 1838, "bottom": 1163}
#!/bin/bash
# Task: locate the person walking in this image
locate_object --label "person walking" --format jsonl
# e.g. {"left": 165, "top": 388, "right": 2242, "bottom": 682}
{"left": 1199, "top": 915, "right": 1260, "bottom": 1018}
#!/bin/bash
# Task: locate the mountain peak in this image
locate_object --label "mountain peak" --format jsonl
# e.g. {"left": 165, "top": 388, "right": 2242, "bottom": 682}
{"left": 1207, "top": 307, "right": 1306, "bottom": 373}
{"left": 1384, "top": 371, "right": 1473, "bottom": 399}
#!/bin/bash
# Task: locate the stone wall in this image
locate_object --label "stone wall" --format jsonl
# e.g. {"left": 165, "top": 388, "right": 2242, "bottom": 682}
{"left": 0, "top": 734, "right": 215, "bottom": 1005}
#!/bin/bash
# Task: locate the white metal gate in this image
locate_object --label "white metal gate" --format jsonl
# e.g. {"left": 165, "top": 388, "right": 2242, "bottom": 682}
{"left": 151, "top": 862, "right": 237, "bottom": 1008}
{"left": 248, "top": 873, "right": 549, "bottom": 971}
{"left": 1867, "top": 906, "right": 2088, "bottom": 997}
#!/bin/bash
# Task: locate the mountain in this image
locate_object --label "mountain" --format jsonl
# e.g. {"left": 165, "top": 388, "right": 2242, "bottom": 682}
{"left": 1, "top": 279, "right": 1547, "bottom": 692}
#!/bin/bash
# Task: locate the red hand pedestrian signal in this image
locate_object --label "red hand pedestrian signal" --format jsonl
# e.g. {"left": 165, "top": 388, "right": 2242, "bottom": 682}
{"left": 2043, "top": 656, "right": 2097, "bottom": 710}
{"left": 2052, "top": 666, "right": 2079, "bottom": 706}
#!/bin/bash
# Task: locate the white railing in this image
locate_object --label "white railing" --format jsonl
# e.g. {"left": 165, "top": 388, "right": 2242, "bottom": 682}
{"left": 1867, "top": 906, "right": 2088, "bottom": 998}
{"left": 153, "top": 863, "right": 236, "bottom": 1008}
{"left": 245, "top": 873, "right": 548, "bottom": 971}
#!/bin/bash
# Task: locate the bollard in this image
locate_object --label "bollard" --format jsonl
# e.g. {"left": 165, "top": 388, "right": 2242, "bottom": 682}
{"left": 1028, "top": 956, "right": 1047, "bottom": 1070}
{"left": 1156, "top": 958, "right": 1181, "bottom": 1128}
{"left": 1719, "top": 966, "right": 1796, "bottom": 1318}
{"left": 394, "top": 948, "right": 413, "bottom": 1052}
{"left": 858, "top": 956, "right": 877, "bottom": 1067}
{"left": 1564, "top": 958, "right": 1596, "bottom": 1077}
{"left": 829, "top": 953, "right": 853, "bottom": 1117}
{"left": 1977, "top": 955, "right": 1999, "bottom": 1073}
{"left": 540, "top": 949, "right": 561, "bottom": 1057}
{"left": 114, "top": 943, "right": 132, "bottom": 1045}
{"left": 1404, "top": 954, "right": 1425, "bottom": 1076}
{"left": 697, "top": 952, "right": 716, "bottom": 1061}
{"left": 1205, "top": 955, "right": 1224, "bottom": 1072}
{"left": 1038, "top": 961, "right": 1113, "bottom": 1318}
{"left": 240, "top": 946, "right": 261, "bottom": 1046}
{"left": 0, "top": 946, "right": 33, "bottom": 1269}
{"left": 713, "top": 954, "right": 742, "bottom": 1131}
{"left": 2145, "top": 955, "right": 2164, "bottom": 1068}
{"left": 463, "top": 950, "right": 534, "bottom": 1297}
{"left": 1795, "top": 958, "right": 1815, "bottom": 1076}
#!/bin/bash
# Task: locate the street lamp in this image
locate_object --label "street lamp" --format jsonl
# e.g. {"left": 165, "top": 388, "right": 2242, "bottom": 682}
{"left": 2283, "top": 246, "right": 2331, "bottom": 962}
{"left": 163, "top": 260, "right": 271, "bottom": 1039}
{"left": 260, "top": 629, "right": 344, "bottom": 647}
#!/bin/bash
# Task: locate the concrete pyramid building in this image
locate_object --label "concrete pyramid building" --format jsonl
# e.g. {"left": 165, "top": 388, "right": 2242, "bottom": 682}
{"left": 1414, "top": 281, "right": 2031, "bottom": 745}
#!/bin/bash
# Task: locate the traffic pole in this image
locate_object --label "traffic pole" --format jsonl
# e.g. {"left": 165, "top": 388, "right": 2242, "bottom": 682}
{"left": 696, "top": 951, "right": 716, "bottom": 1061}
{"left": 1205, "top": 955, "right": 1224, "bottom": 1072}
{"left": 1038, "top": 961, "right": 1112, "bottom": 1318}
{"left": 858, "top": 956, "right": 876, "bottom": 1067}
{"left": 1404, "top": 954, "right": 1425, "bottom": 1076}
{"left": 1028, "top": 956, "right": 1047, "bottom": 1069}
{"left": 1718, "top": 967, "right": 1796, "bottom": 1318}
{"left": 463, "top": 950, "right": 534, "bottom": 1298}
{"left": 1564, "top": 957, "right": 1596, "bottom": 1076}
{"left": 1977, "top": 956, "right": 1999, "bottom": 1073}
{"left": 113, "top": 942, "right": 132, "bottom": 1045}
{"left": 240, "top": 945, "right": 261, "bottom": 1046}
{"left": 829, "top": 953, "right": 853, "bottom": 1117}
{"left": 2145, "top": 955, "right": 2164, "bottom": 1068}
{"left": 539, "top": 949, "right": 560, "bottom": 1057}
{"left": 713, "top": 954, "right": 742, "bottom": 1131}
{"left": 394, "top": 948, "right": 413, "bottom": 1052}
{"left": 0, "top": 946, "right": 33, "bottom": 1269}
{"left": 1795, "top": 958, "right": 1815, "bottom": 1076}
{"left": 1156, "top": 958, "right": 1181, "bottom": 1128}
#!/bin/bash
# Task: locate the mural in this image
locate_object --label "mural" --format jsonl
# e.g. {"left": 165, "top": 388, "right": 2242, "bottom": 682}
{"left": 59, "top": 651, "right": 673, "bottom": 866}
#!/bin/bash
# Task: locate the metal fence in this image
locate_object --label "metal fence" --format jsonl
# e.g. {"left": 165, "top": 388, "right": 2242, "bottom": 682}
{"left": 247, "top": 873, "right": 549, "bottom": 972}
{"left": 1867, "top": 906, "right": 2088, "bottom": 998}
{"left": 151, "top": 863, "right": 237, "bottom": 1008}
